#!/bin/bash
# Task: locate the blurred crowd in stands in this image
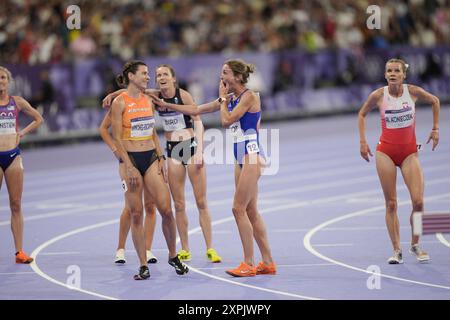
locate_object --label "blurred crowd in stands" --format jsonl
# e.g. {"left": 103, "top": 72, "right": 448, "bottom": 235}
{"left": 1, "top": 0, "right": 449, "bottom": 65}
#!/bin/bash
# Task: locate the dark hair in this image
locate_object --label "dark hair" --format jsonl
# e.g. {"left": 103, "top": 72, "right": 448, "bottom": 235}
{"left": 155, "top": 64, "right": 178, "bottom": 88}
{"left": 116, "top": 60, "right": 147, "bottom": 88}
{"left": 224, "top": 59, "right": 255, "bottom": 84}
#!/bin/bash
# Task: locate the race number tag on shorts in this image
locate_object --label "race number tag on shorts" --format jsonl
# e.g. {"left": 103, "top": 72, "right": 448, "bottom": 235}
{"left": 121, "top": 180, "right": 128, "bottom": 192}
{"left": 162, "top": 112, "right": 186, "bottom": 131}
{"left": 246, "top": 141, "right": 260, "bottom": 154}
{"left": 131, "top": 116, "right": 155, "bottom": 138}
{"left": 0, "top": 117, "right": 16, "bottom": 134}
{"left": 385, "top": 107, "right": 414, "bottom": 129}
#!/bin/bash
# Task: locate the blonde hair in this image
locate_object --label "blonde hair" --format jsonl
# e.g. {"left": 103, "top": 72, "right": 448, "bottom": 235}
{"left": 225, "top": 59, "right": 255, "bottom": 84}
{"left": 0, "top": 66, "right": 13, "bottom": 82}
{"left": 385, "top": 58, "right": 409, "bottom": 73}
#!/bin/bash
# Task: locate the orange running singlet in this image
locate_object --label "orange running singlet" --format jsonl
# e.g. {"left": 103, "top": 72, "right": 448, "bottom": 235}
{"left": 120, "top": 92, "right": 155, "bottom": 141}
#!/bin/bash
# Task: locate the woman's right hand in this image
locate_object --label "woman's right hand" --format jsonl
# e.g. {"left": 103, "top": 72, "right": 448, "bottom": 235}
{"left": 219, "top": 80, "right": 227, "bottom": 98}
{"left": 148, "top": 93, "right": 167, "bottom": 110}
{"left": 102, "top": 93, "right": 115, "bottom": 108}
{"left": 360, "top": 141, "right": 373, "bottom": 162}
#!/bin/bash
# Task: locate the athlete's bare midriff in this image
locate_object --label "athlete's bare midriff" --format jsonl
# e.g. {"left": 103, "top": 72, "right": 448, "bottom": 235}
{"left": 0, "top": 134, "right": 18, "bottom": 151}
{"left": 122, "top": 138, "right": 155, "bottom": 153}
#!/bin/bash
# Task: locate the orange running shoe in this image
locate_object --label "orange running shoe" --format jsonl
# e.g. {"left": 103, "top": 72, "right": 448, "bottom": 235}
{"left": 225, "top": 262, "right": 256, "bottom": 277}
{"left": 256, "top": 261, "right": 277, "bottom": 275}
{"left": 15, "top": 251, "right": 33, "bottom": 264}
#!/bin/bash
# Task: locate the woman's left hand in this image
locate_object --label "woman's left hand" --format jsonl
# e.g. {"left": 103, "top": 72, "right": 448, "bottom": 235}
{"left": 16, "top": 131, "right": 25, "bottom": 146}
{"left": 192, "top": 152, "right": 204, "bottom": 169}
{"left": 427, "top": 130, "right": 439, "bottom": 151}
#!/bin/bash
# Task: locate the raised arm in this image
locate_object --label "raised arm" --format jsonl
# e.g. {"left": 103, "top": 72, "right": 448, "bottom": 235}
{"left": 15, "top": 96, "right": 44, "bottom": 138}
{"left": 148, "top": 93, "right": 222, "bottom": 116}
{"left": 409, "top": 85, "right": 440, "bottom": 150}
{"left": 358, "top": 89, "right": 382, "bottom": 162}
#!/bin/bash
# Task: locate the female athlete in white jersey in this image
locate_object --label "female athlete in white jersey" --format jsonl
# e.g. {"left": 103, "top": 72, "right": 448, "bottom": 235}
{"left": 358, "top": 58, "right": 440, "bottom": 264}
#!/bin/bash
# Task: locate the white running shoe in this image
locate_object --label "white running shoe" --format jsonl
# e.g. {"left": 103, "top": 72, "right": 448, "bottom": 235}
{"left": 387, "top": 249, "right": 403, "bottom": 264}
{"left": 146, "top": 250, "right": 158, "bottom": 264}
{"left": 409, "top": 244, "right": 430, "bottom": 263}
{"left": 115, "top": 248, "right": 126, "bottom": 264}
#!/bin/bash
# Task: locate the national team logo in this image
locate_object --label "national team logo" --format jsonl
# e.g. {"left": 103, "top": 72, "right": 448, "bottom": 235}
{"left": 174, "top": 97, "right": 178, "bottom": 104}
{"left": 7, "top": 105, "right": 14, "bottom": 111}
{"left": 402, "top": 102, "right": 409, "bottom": 109}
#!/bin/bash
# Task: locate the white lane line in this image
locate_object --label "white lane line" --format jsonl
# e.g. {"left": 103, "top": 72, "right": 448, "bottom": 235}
{"left": 436, "top": 234, "right": 450, "bottom": 248}
{"left": 30, "top": 219, "right": 119, "bottom": 300}
{"left": 303, "top": 192, "right": 450, "bottom": 291}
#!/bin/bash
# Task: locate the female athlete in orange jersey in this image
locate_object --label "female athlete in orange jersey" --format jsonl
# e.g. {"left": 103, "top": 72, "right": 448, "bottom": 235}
{"left": 99, "top": 109, "right": 158, "bottom": 265}
{"left": 110, "top": 61, "right": 188, "bottom": 280}
{"left": 103, "top": 65, "right": 222, "bottom": 263}
{"left": 0, "top": 66, "right": 43, "bottom": 264}
{"left": 358, "top": 58, "right": 440, "bottom": 264}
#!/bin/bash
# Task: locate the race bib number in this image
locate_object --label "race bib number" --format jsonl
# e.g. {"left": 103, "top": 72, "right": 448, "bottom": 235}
{"left": 0, "top": 118, "right": 16, "bottom": 134}
{"left": 131, "top": 117, "right": 155, "bottom": 138}
{"left": 162, "top": 113, "right": 186, "bottom": 131}
{"left": 246, "top": 141, "right": 260, "bottom": 154}
{"left": 229, "top": 121, "right": 244, "bottom": 142}
{"left": 385, "top": 107, "right": 414, "bottom": 129}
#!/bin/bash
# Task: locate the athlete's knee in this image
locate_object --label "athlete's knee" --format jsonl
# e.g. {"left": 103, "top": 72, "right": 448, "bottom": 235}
{"left": 385, "top": 199, "right": 397, "bottom": 213}
{"left": 173, "top": 199, "right": 185, "bottom": 213}
{"left": 246, "top": 207, "right": 258, "bottom": 223}
{"left": 144, "top": 203, "right": 156, "bottom": 215}
{"left": 129, "top": 211, "right": 143, "bottom": 225}
{"left": 9, "top": 198, "right": 21, "bottom": 214}
{"left": 232, "top": 205, "right": 246, "bottom": 219}
{"left": 411, "top": 200, "right": 424, "bottom": 212}
{"left": 195, "top": 197, "right": 207, "bottom": 211}
{"left": 128, "top": 205, "right": 143, "bottom": 219}
{"left": 158, "top": 204, "right": 173, "bottom": 218}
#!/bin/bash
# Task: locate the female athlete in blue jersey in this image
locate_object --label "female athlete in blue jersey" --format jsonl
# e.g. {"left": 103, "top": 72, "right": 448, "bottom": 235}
{"left": 150, "top": 59, "right": 276, "bottom": 277}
